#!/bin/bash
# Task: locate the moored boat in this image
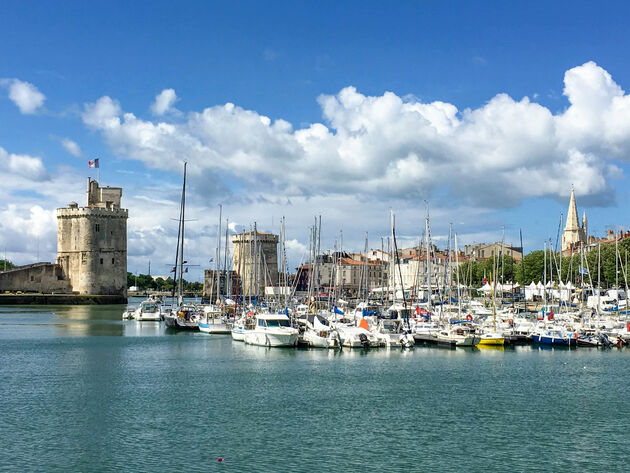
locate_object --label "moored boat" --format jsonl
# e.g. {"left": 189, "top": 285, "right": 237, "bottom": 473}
{"left": 243, "top": 313, "right": 299, "bottom": 347}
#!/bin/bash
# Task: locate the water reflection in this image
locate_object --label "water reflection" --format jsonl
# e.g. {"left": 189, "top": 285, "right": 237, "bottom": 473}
{"left": 53, "top": 304, "right": 125, "bottom": 337}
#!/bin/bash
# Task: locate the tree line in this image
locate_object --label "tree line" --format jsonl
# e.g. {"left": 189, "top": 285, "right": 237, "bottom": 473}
{"left": 456, "top": 239, "right": 630, "bottom": 288}
{"left": 127, "top": 272, "right": 203, "bottom": 292}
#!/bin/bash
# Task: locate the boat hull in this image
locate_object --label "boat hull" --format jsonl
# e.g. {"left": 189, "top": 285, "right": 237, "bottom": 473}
{"left": 136, "top": 313, "right": 161, "bottom": 321}
{"left": 164, "top": 315, "right": 198, "bottom": 330}
{"left": 456, "top": 335, "right": 481, "bottom": 347}
{"left": 231, "top": 327, "right": 245, "bottom": 341}
{"left": 532, "top": 334, "right": 577, "bottom": 346}
{"left": 243, "top": 329, "right": 298, "bottom": 347}
{"left": 198, "top": 322, "right": 231, "bottom": 334}
{"left": 477, "top": 337, "right": 505, "bottom": 346}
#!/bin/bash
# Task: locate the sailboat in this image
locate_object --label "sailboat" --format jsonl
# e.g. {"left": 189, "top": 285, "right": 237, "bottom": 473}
{"left": 164, "top": 162, "right": 201, "bottom": 330}
{"left": 199, "top": 208, "right": 232, "bottom": 334}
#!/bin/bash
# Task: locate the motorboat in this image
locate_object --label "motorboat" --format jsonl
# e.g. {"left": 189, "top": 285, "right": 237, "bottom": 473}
{"left": 531, "top": 328, "right": 577, "bottom": 347}
{"left": 442, "top": 322, "right": 480, "bottom": 347}
{"left": 334, "top": 318, "right": 381, "bottom": 348}
{"left": 243, "top": 313, "right": 299, "bottom": 347}
{"left": 198, "top": 305, "right": 232, "bottom": 334}
{"left": 374, "top": 318, "right": 414, "bottom": 348}
{"left": 302, "top": 314, "right": 341, "bottom": 348}
{"left": 126, "top": 299, "right": 162, "bottom": 321}
{"left": 164, "top": 304, "right": 201, "bottom": 330}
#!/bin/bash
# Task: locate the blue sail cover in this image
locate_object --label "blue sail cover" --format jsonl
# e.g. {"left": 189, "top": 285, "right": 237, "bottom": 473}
{"left": 334, "top": 306, "right": 344, "bottom": 315}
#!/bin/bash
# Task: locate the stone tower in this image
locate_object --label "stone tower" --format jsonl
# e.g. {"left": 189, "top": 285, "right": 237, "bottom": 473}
{"left": 232, "top": 229, "right": 279, "bottom": 297}
{"left": 561, "top": 186, "right": 587, "bottom": 253}
{"left": 56, "top": 178, "right": 128, "bottom": 296}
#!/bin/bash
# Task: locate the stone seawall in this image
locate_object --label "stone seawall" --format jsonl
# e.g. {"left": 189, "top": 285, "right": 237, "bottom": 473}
{"left": 0, "top": 294, "right": 127, "bottom": 305}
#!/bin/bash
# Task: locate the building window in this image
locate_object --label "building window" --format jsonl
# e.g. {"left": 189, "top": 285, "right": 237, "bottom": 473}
{"left": 100, "top": 258, "right": 103, "bottom": 264}
{"left": 111, "top": 258, "right": 115, "bottom": 264}
{"left": 95, "top": 224, "right": 100, "bottom": 232}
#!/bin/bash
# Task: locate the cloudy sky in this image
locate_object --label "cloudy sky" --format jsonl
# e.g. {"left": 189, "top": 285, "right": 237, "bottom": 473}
{"left": 2, "top": 0, "right": 630, "bottom": 280}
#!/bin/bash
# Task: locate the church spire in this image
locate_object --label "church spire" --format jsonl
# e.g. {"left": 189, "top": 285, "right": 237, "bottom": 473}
{"left": 565, "top": 185, "right": 580, "bottom": 232}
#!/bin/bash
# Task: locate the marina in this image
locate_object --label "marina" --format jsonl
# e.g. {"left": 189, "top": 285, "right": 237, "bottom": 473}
{"left": 4, "top": 2, "right": 630, "bottom": 471}
{"left": 1, "top": 301, "right": 630, "bottom": 472}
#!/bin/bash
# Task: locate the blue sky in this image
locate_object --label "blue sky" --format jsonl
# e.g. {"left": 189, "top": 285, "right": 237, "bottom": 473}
{"left": 1, "top": 0, "right": 630, "bottom": 278}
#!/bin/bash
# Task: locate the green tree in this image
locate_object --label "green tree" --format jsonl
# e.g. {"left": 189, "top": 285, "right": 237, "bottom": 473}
{"left": 0, "top": 259, "right": 15, "bottom": 271}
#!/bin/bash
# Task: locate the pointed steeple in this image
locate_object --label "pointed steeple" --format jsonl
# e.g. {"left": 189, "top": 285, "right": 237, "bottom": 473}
{"left": 582, "top": 210, "right": 587, "bottom": 235}
{"left": 564, "top": 185, "right": 580, "bottom": 232}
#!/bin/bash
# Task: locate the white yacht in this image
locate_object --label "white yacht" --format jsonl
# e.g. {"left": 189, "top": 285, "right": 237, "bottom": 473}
{"left": 374, "top": 318, "right": 414, "bottom": 348}
{"left": 302, "top": 314, "right": 341, "bottom": 348}
{"left": 243, "top": 313, "right": 299, "bottom": 347}
{"left": 437, "top": 323, "right": 480, "bottom": 347}
{"left": 333, "top": 319, "right": 381, "bottom": 348}
{"left": 198, "top": 306, "right": 232, "bottom": 334}
{"left": 164, "top": 304, "right": 201, "bottom": 330}
{"left": 133, "top": 299, "right": 162, "bottom": 321}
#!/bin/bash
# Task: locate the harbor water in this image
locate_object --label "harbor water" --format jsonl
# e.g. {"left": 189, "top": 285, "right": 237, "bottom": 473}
{"left": 1, "top": 301, "right": 629, "bottom": 472}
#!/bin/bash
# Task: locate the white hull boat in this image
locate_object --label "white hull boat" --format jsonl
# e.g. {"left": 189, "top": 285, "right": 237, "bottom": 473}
{"left": 243, "top": 313, "right": 298, "bottom": 347}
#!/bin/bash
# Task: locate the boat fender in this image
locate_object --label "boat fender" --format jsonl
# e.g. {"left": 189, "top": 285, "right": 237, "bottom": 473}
{"left": 466, "top": 314, "right": 473, "bottom": 322}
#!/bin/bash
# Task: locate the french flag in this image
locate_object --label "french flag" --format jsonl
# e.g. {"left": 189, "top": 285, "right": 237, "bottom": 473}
{"left": 88, "top": 158, "right": 99, "bottom": 168}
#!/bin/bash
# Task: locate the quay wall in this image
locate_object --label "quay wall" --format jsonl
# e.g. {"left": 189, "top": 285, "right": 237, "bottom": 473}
{"left": 0, "top": 263, "right": 72, "bottom": 294}
{"left": 0, "top": 294, "right": 127, "bottom": 305}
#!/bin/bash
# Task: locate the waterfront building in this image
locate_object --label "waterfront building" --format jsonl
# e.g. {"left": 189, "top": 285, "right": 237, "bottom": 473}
{"left": 464, "top": 242, "right": 523, "bottom": 260}
{"left": 295, "top": 252, "right": 387, "bottom": 295}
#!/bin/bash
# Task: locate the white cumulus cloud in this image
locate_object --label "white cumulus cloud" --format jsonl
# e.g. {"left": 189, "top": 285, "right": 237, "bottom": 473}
{"left": 150, "top": 88, "right": 177, "bottom": 115}
{"left": 81, "top": 61, "right": 629, "bottom": 209}
{"left": 0, "top": 146, "right": 49, "bottom": 181}
{"left": 61, "top": 138, "right": 83, "bottom": 157}
{"left": 1, "top": 78, "right": 46, "bottom": 114}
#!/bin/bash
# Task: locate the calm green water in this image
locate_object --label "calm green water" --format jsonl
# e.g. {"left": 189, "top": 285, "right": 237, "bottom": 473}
{"left": 1, "top": 301, "right": 629, "bottom": 472}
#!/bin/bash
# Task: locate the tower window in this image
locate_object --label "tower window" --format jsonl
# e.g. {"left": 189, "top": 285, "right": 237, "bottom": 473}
{"left": 95, "top": 224, "right": 100, "bottom": 232}
{"left": 112, "top": 258, "right": 115, "bottom": 264}
{"left": 100, "top": 258, "right": 103, "bottom": 264}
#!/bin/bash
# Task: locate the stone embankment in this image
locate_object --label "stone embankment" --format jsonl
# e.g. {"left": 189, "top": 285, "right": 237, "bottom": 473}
{"left": 0, "top": 294, "right": 127, "bottom": 305}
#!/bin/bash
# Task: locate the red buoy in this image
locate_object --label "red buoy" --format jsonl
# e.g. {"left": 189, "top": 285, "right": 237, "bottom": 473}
{"left": 217, "top": 458, "right": 225, "bottom": 462}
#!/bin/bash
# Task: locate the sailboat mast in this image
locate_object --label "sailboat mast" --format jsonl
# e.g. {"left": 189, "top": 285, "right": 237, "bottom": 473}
{"left": 224, "top": 218, "right": 229, "bottom": 298}
{"left": 448, "top": 223, "right": 453, "bottom": 307}
{"left": 425, "top": 203, "right": 432, "bottom": 314}
{"left": 216, "top": 205, "right": 222, "bottom": 304}
{"left": 178, "top": 162, "right": 187, "bottom": 306}
{"left": 455, "top": 233, "right": 462, "bottom": 319}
